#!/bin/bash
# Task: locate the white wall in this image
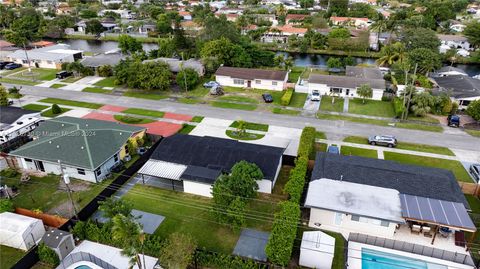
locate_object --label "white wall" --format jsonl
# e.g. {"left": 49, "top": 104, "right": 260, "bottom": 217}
{"left": 184, "top": 181, "right": 213, "bottom": 198}
{"left": 17, "top": 157, "right": 97, "bottom": 182}
{"left": 308, "top": 208, "right": 397, "bottom": 240}
{"left": 257, "top": 179, "right": 273, "bottom": 194}
{"left": 299, "top": 247, "right": 334, "bottom": 269}
{"left": 308, "top": 83, "right": 384, "bottom": 100}
{"left": 216, "top": 75, "right": 286, "bottom": 91}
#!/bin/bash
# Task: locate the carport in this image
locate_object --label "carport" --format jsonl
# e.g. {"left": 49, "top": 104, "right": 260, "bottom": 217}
{"left": 137, "top": 159, "right": 186, "bottom": 191}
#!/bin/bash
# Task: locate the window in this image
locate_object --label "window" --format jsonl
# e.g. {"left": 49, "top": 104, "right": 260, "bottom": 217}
{"left": 77, "top": 168, "right": 85, "bottom": 175}
{"left": 47, "top": 60, "right": 53, "bottom": 65}
{"left": 334, "top": 212, "right": 343, "bottom": 225}
{"left": 272, "top": 81, "right": 278, "bottom": 86}
{"left": 114, "top": 154, "right": 119, "bottom": 162}
{"left": 233, "top": 79, "right": 244, "bottom": 85}
{"left": 95, "top": 169, "right": 101, "bottom": 176}
{"left": 380, "top": 220, "right": 390, "bottom": 227}
{"left": 124, "top": 145, "right": 129, "bottom": 154}
{"left": 255, "top": 80, "right": 261, "bottom": 84}
{"left": 351, "top": 215, "right": 360, "bottom": 221}
{"left": 25, "top": 158, "right": 33, "bottom": 162}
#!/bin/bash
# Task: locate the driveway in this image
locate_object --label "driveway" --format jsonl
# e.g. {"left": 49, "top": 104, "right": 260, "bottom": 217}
{"left": 302, "top": 95, "right": 320, "bottom": 116}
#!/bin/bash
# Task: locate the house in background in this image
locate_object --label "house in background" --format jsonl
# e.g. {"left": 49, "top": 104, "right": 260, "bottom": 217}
{"left": 330, "top": 16, "right": 371, "bottom": 28}
{"left": 7, "top": 44, "right": 83, "bottom": 69}
{"left": 432, "top": 75, "right": 480, "bottom": 110}
{"left": 0, "top": 106, "right": 41, "bottom": 152}
{"left": 261, "top": 25, "right": 308, "bottom": 43}
{"left": 215, "top": 66, "right": 288, "bottom": 91}
{"left": 143, "top": 57, "right": 205, "bottom": 76}
{"left": 0, "top": 212, "right": 46, "bottom": 251}
{"left": 437, "top": 34, "right": 474, "bottom": 52}
{"left": 432, "top": 66, "right": 468, "bottom": 77}
{"left": 9, "top": 117, "right": 146, "bottom": 183}
{"left": 137, "top": 134, "right": 284, "bottom": 197}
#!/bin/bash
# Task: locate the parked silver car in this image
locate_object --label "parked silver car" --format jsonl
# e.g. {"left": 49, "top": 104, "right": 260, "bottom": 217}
{"left": 470, "top": 164, "right": 480, "bottom": 182}
{"left": 368, "top": 135, "right": 397, "bottom": 148}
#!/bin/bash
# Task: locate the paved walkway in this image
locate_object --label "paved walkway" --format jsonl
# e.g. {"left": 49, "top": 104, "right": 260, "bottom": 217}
{"left": 343, "top": 97, "right": 349, "bottom": 113}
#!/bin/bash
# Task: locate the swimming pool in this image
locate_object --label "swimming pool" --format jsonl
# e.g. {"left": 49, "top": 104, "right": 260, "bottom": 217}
{"left": 74, "top": 266, "right": 93, "bottom": 269}
{"left": 361, "top": 248, "right": 447, "bottom": 269}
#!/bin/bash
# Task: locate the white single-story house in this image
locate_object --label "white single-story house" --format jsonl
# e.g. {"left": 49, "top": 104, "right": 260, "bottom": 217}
{"left": 299, "top": 231, "right": 335, "bottom": 269}
{"left": 437, "top": 34, "right": 474, "bottom": 51}
{"left": 432, "top": 66, "right": 468, "bottom": 77}
{"left": 330, "top": 16, "right": 371, "bottom": 28}
{"left": 305, "top": 153, "right": 477, "bottom": 268}
{"left": 41, "top": 229, "right": 75, "bottom": 260}
{"left": 433, "top": 75, "right": 480, "bottom": 110}
{"left": 137, "top": 134, "right": 284, "bottom": 198}
{"left": 9, "top": 117, "right": 146, "bottom": 183}
{"left": 215, "top": 66, "right": 289, "bottom": 91}
{"left": 450, "top": 24, "right": 466, "bottom": 32}
{"left": 7, "top": 44, "right": 83, "bottom": 69}
{"left": 0, "top": 212, "right": 46, "bottom": 251}
{"left": 261, "top": 25, "right": 308, "bottom": 43}
{"left": 0, "top": 106, "right": 41, "bottom": 152}
{"left": 305, "top": 66, "right": 386, "bottom": 100}
{"left": 98, "top": 9, "right": 135, "bottom": 19}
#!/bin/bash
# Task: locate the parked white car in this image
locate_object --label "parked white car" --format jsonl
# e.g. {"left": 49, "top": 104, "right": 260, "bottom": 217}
{"left": 311, "top": 90, "right": 320, "bottom": 101}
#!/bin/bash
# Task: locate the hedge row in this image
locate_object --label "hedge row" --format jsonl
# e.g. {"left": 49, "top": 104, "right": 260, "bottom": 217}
{"left": 297, "top": 126, "right": 316, "bottom": 158}
{"left": 196, "top": 249, "right": 266, "bottom": 269}
{"left": 280, "top": 88, "right": 294, "bottom": 106}
{"left": 264, "top": 201, "right": 301, "bottom": 266}
{"left": 283, "top": 156, "right": 308, "bottom": 204}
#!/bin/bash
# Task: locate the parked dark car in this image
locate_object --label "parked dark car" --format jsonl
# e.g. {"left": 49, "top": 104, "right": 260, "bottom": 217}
{"left": 0, "top": 61, "right": 13, "bottom": 69}
{"left": 327, "top": 145, "right": 340, "bottom": 154}
{"left": 470, "top": 164, "right": 480, "bottom": 182}
{"left": 203, "top": 81, "right": 219, "bottom": 88}
{"left": 56, "top": 71, "right": 73, "bottom": 79}
{"left": 447, "top": 114, "right": 460, "bottom": 127}
{"left": 4, "top": 63, "right": 22, "bottom": 70}
{"left": 262, "top": 93, "right": 273, "bottom": 103}
{"left": 368, "top": 135, "right": 397, "bottom": 148}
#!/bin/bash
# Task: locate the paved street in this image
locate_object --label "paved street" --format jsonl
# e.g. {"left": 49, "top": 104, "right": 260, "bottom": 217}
{"left": 8, "top": 83, "right": 480, "bottom": 151}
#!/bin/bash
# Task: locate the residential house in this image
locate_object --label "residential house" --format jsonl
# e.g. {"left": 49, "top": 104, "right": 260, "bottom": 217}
{"left": 450, "top": 24, "right": 466, "bottom": 33}
{"left": 9, "top": 117, "right": 147, "bottom": 183}
{"left": 137, "top": 134, "right": 284, "bottom": 197}
{"left": 261, "top": 25, "right": 308, "bottom": 43}
{"left": 215, "top": 66, "right": 288, "bottom": 91}
{"left": 437, "top": 34, "right": 474, "bottom": 51}
{"left": 98, "top": 9, "right": 135, "bottom": 19}
{"left": 56, "top": 3, "right": 72, "bottom": 15}
{"left": 349, "top": 0, "right": 376, "bottom": 4}
{"left": 305, "top": 153, "right": 476, "bottom": 269}
{"left": 81, "top": 52, "right": 126, "bottom": 73}
{"left": 285, "top": 14, "right": 308, "bottom": 25}
{"left": 0, "top": 106, "right": 41, "bottom": 152}
{"left": 42, "top": 229, "right": 75, "bottom": 260}
{"left": 0, "top": 212, "right": 46, "bottom": 251}
{"left": 143, "top": 57, "right": 205, "bottom": 76}
{"left": 180, "top": 21, "right": 202, "bottom": 31}
{"left": 432, "top": 75, "right": 480, "bottom": 110}
{"left": 305, "top": 66, "right": 386, "bottom": 100}
{"left": 7, "top": 44, "right": 83, "bottom": 69}
{"left": 179, "top": 10, "right": 192, "bottom": 20}
{"left": 431, "top": 66, "right": 468, "bottom": 77}
{"left": 0, "top": 40, "right": 17, "bottom": 60}
{"left": 330, "top": 16, "right": 371, "bottom": 28}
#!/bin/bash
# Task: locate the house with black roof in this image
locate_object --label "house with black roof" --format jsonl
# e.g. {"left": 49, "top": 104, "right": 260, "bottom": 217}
{"left": 432, "top": 75, "right": 480, "bottom": 110}
{"left": 137, "top": 134, "right": 284, "bottom": 197}
{"left": 304, "top": 153, "right": 476, "bottom": 266}
{"left": 0, "top": 106, "right": 41, "bottom": 152}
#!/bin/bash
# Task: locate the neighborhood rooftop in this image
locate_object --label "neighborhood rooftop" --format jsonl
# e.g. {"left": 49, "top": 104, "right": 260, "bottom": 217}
{"left": 9, "top": 117, "right": 146, "bottom": 170}
{"left": 433, "top": 75, "right": 480, "bottom": 98}
{"left": 0, "top": 106, "right": 38, "bottom": 125}
{"left": 215, "top": 66, "right": 288, "bottom": 81}
{"left": 345, "top": 66, "right": 384, "bottom": 80}
{"left": 311, "top": 152, "right": 468, "bottom": 208}
{"left": 308, "top": 74, "right": 386, "bottom": 89}
{"left": 8, "top": 44, "right": 82, "bottom": 61}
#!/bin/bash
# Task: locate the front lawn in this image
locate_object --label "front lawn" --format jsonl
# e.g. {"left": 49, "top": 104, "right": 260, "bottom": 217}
{"left": 0, "top": 77, "right": 39, "bottom": 85}
{"left": 217, "top": 95, "right": 259, "bottom": 104}
{"left": 50, "top": 83, "right": 66, "bottom": 89}
{"left": 0, "top": 245, "right": 26, "bottom": 269}
{"left": 123, "top": 108, "right": 165, "bottom": 118}
{"left": 272, "top": 107, "right": 300, "bottom": 115}
{"left": 10, "top": 68, "right": 58, "bottom": 81}
{"left": 94, "top": 76, "right": 117, "bottom": 88}
{"left": 320, "top": 96, "right": 344, "bottom": 112}
{"left": 113, "top": 115, "right": 155, "bottom": 124}
{"left": 211, "top": 101, "right": 257, "bottom": 111}
{"left": 341, "top": 146, "right": 377, "bottom": 158}
{"left": 82, "top": 87, "right": 111, "bottom": 94}
{"left": 318, "top": 114, "right": 389, "bottom": 126}
{"left": 384, "top": 152, "right": 473, "bottom": 182}
{"left": 39, "top": 98, "right": 103, "bottom": 109}
{"left": 343, "top": 136, "right": 367, "bottom": 144}
{"left": 395, "top": 122, "right": 443, "bottom": 132}
{"left": 466, "top": 129, "right": 480, "bottom": 137}
{"left": 122, "top": 184, "right": 278, "bottom": 253}
{"left": 289, "top": 92, "right": 308, "bottom": 108}
{"left": 230, "top": 121, "right": 268, "bottom": 132}
{"left": 22, "top": 104, "right": 49, "bottom": 111}
{"left": 123, "top": 91, "right": 168, "bottom": 100}
{"left": 40, "top": 107, "right": 71, "bottom": 117}
{"left": 61, "top": 76, "right": 83, "bottom": 83}
{"left": 348, "top": 98, "right": 395, "bottom": 118}
{"left": 178, "top": 124, "right": 196, "bottom": 134}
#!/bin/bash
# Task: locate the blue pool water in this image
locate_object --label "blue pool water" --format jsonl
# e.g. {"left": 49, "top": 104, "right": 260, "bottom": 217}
{"left": 361, "top": 248, "right": 446, "bottom": 269}
{"left": 74, "top": 265, "right": 93, "bottom": 269}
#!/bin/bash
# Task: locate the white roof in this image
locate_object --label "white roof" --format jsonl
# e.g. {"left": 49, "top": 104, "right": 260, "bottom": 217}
{"left": 8, "top": 44, "right": 82, "bottom": 61}
{"left": 70, "top": 240, "right": 159, "bottom": 269}
{"left": 0, "top": 212, "right": 42, "bottom": 233}
{"left": 305, "top": 178, "right": 404, "bottom": 223}
{"left": 138, "top": 160, "right": 187, "bottom": 180}
{"left": 301, "top": 231, "right": 335, "bottom": 254}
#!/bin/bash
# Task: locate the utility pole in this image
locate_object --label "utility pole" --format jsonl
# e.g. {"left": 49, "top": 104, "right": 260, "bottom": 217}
{"left": 404, "top": 63, "right": 417, "bottom": 121}
{"left": 58, "top": 160, "right": 78, "bottom": 219}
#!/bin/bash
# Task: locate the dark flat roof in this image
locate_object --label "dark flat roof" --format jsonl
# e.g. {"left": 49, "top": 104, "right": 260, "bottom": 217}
{"left": 0, "top": 106, "right": 38, "bottom": 125}
{"left": 215, "top": 66, "right": 288, "bottom": 81}
{"left": 151, "top": 134, "right": 284, "bottom": 182}
{"left": 42, "top": 229, "right": 72, "bottom": 248}
{"left": 311, "top": 153, "right": 469, "bottom": 208}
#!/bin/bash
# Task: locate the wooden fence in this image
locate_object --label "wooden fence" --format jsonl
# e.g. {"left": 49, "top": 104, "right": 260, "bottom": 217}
{"left": 15, "top": 208, "right": 68, "bottom": 228}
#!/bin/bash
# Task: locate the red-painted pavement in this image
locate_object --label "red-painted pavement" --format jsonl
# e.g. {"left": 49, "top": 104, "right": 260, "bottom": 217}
{"left": 99, "top": 105, "right": 127, "bottom": 112}
{"left": 163, "top": 112, "right": 193, "bottom": 121}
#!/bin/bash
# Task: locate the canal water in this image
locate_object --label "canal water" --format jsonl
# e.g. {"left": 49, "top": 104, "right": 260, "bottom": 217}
{"left": 60, "top": 39, "right": 480, "bottom": 76}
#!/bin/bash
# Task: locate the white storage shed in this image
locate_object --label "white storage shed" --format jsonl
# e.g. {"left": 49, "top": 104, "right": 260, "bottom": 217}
{"left": 299, "top": 231, "right": 335, "bottom": 269}
{"left": 0, "top": 212, "right": 45, "bottom": 251}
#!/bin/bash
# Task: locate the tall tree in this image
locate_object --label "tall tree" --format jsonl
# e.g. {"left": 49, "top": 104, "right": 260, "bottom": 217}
{"left": 118, "top": 35, "right": 143, "bottom": 55}
{"left": 357, "top": 84, "right": 373, "bottom": 103}
{"left": 112, "top": 215, "right": 146, "bottom": 269}
{"left": 0, "top": 85, "right": 9, "bottom": 107}
{"left": 406, "top": 48, "right": 441, "bottom": 75}
{"left": 159, "top": 233, "right": 197, "bottom": 269}
{"left": 464, "top": 21, "right": 480, "bottom": 49}
{"left": 85, "top": 19, "right": 104, "bottom": 37}
{"left": 410, "top": 92, "right": 435, "bottom": 117}
{"left": 400, "top": 28, "right": 440, "bottom": 51}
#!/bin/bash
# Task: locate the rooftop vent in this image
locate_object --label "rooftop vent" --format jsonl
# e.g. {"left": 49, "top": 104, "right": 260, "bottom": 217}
{"left": 56, "top": 145, "right": 60, "bottom": 148}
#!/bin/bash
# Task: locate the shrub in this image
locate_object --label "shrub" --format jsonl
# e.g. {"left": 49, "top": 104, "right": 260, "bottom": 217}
{"left": 0, "top": 199, "right": 14, "bottom": 213}
{"left": 283, "top": 156, "right": 308, "bottom": 203}
{"left": 297, "top": 126, "right": 316, "bottom": 158}
{"left": 98, "top": 65, "right": 113, "bottom": 77}
{"left": 1, "top": 168, "right": 19, "bottom": 178}
{"left": 38, "top": 243, "right": 60, "bottom": 266}
{"left": 196, "top": 250, "right": 263, "bottom": 269}
{"left": 280, "top": 88, "right": 294, "bottom": 106}
{"left": 467, "top": 100, "right": 480, "bottom": 121}
{"left": 51, "top": 104, "right": 62, "bottom": 114}
{"left": 393, "top": 97, "right": 405, "bottom": 118}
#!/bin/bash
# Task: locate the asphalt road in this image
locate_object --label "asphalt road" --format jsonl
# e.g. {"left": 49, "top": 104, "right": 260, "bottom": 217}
{"left": 8, "top": 84, "right": 480, "bottom": 151}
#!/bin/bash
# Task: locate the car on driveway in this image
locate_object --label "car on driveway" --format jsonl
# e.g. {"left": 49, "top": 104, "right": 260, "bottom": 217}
{"left": 311, "top": 90, "right": 320, "bottom": 101}
{"left": 203, "top": 81, "right": 219, "bottom": 88}
{"left": 262, "top": 93, "right": 273, "bottom": 103}
{"left": 4, "top": 63, "right": 22, "bottom": 70}
{"left": 0, "top": 61, "right": 13, "bottom": 69}
{"left": 368, "top": 135, "right": 397, "bottom": 148}
{"left": 470, "top": 164, "right": 480, "bottom": 182}
{"left": 56, "top": 71, "right": 73, "bottom": 79}
{"left": 447, "top": 114, "right": 460, "bottom": 127}
{"left": 327, "top": 145, "right": 340, "bottom": 154}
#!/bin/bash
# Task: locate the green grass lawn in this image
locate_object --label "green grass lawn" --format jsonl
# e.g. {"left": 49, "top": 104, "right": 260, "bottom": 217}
{"left": 343, "top": 136, "right": 367, "bottom": 144}
{"left": 324, "top": 230, "right": 346, "bottom": 269}
{"left": 407, "top": 115, "right": 440, "bottom": 124}
{"left": 123, "top": 91, "right": 168, "bottom": 100}
{"left": 288, "top": 66, "right": 305, "bottom": 83}
{"left": 50, "top": 83, "right": 66, "bottom": 89}
{"left": 22, "top": 104, "right": 49, "bottom": 111}
{"left": 185, "top": 80, "right": 210, "bottom": 97}
{"left": 122, "top": 184, "right": 278, "bottom": 253}
{"left": 40, "top": 107, "right": 71, "bottom": 117}
{"left": 315, "top": 131, "right": 327, "bottom": 140}
{"left": 61, "top": 76, "right": 83, "bottom": 83}
{"left": 320, "top": 96, "right": 344, "bottom": 112}
{"left": 272, "top": 107, "right": 300, "bottom": 115}
{"left": 94, "top": 76, "right": 117, "bottom": 88}
{"left": 341, "top": 146, "right": 378, "bottom": 158}
{"left": 39, "top": 98, "right": 103, "bottom": 109}
{"left": 465, "top": 129, "right": 480, "bottom": 138}
{"left": 190, "top": 116, "right": 204, "bottom": 123}
{"left": 178, "top": 97, "right": 202, "bottom": 104}
{"left": 113, "top": 115, "right": 155, "bottom": 124}
{"left": 384, "top": 152, "right": 473, "bottom": 182}
{"left": 348, "top": 98, "right": 395, "bottom": 118}
{"left": 466, "top": 194, "right": 480, "bottom": 213}
{"left": 218, "top": 95, "right": 259, "bottom": 104}
{"left": 1, "top": 66, "right": 27, "bottom": 75}
{"left": 82, "top": 87, "right": 111, "bottom": 94}
{"left": 226, "top": 130, "right": 265, "bottom": 140}
{"left": 178, "top": 124, "right": 196, "bottom": 134}
{"left": 230, "top": 121, "right": 268, "bottom": 132}
{"left": 271, "top": 166, "right": 292, "bottom": 199}
{"left": 0, "top": 77, "right": 39, "bottom": 85}
{"left": 123, "top": 108, "right": 165, "bottom": 118}
{"left": 0, "top": 245, "right": 26, "bottom": 269}
{"left": 289, "top": 92, "right": 308, "bottom": 108}
{"left": 211, "top": 101, "right": 257, "bottom": 111}
{"left": 395, "top": 122, "right": 443, "bottom": 132}
{"left": 10, "top": 68, "right": 58, "bottom": 81}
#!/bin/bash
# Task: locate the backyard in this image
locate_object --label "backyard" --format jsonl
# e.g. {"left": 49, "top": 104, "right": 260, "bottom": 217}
{"left": 0, "top": 245, "right": 26, "bottom": 269}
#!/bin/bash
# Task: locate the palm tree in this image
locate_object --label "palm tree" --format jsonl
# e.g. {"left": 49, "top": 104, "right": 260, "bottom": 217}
{"left": 376, "top": 42, "right": 406, "bottom": 66}
{"left": 112, "top": 215, "right": 146, "bottom": 269}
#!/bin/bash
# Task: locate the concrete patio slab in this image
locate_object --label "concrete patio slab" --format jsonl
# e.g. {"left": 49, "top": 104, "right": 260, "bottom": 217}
{"left": 60, "top": 109, "right": 94, "bottom": 118}
{"left": 233, "top": 229, "right": 269, "bottom": 262}
{"left": 131, "top": 209, "right": 165, "bottom": 234}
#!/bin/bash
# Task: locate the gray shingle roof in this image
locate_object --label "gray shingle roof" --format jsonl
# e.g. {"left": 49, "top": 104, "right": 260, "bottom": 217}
{"left": 311, "top": 152, "right": 469, "bottom": 208}
{"left": 0, "top": 106, "right": 38, "bottom": 125}
{"left": 10, "top": 117, "right": 146, "bottom": 170}
{"left": 345, "top": 66, "right": 384, "bottom": 80}
{"left": 215, "top": 66, "right": 288, "bottom": 81}
{"left": 433, "top": 75, "right": 480, "bottom": 98}
{"left": 308, "top": 74, "right": 386, "bottom": 89}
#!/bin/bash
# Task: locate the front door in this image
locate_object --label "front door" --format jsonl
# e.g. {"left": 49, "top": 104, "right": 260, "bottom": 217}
{"left": 247, "top": 80, "right": 251, "bottom": 88}
{"left": 34, "top": 160, "right": 45, "bottom": 172}
{"left": 346, "top": 89, "right": 350, "bottom": 96}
